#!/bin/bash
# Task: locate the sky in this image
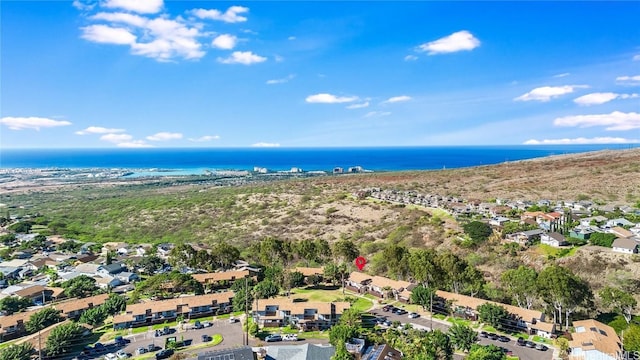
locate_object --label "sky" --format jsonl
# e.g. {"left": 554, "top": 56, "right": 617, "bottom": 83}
{"left": 1, "top": 1, "right": 640, "bottom": 148}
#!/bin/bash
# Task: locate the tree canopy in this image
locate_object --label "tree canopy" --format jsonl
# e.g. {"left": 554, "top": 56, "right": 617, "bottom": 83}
{"left": 61, "top": 275, "right": 99, "bottom": 298}
{"left": 46, "top": 322, "right": 86, "bottom": 356}
{"left": 25, "top": 307, "right": 62, "bottom": 333}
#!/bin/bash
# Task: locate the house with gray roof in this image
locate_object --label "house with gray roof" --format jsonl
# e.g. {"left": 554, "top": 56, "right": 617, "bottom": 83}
{"left": 198, "top": 347, "right": 256, "bottom": 360}
{"left": 612, "top": 238, "right": 639, "bottom": 254}
{"left": 264, "top": 344, "right": 335, "bottom": 360}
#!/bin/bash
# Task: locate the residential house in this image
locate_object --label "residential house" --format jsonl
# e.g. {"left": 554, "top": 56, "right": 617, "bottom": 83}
{"left": 294, "top": 267, "right": 324, "bottom": 283}
{"left": 27, "top": 257, "right": 59, "bottom": 271}
{"left": 609, "top": 227, "right": 634, "bottom": 239}
{"left": 344, "top": 272, "right": 372, "bottom": 293}
{"left": 0, "top": 267, "right": 21, "bottom": 280}
{"left": 580, "top": 216, "right": 608, "bottom": 227}
{"left": 263, "top": 344, "right": 334, "bottom": 360}
{"left": 198, "top": 347, "right": 257, "bottom": 360}
{"left": 505, "top": 229, "right": 544, "bottom": 246}
{"left": 113, "top": 292, "right": 234, "bottom": 329}
{"left": 0, "top": 310, "right": 34, "bottom": 340}
{"left": 75, "top": 263, "right": 100, "bottom": 275}
{"left": 606, "top": 218, "right": 635, "bottom": 228}
{"left": 252, "top": 298, "right": 350, "bottom": 331}
{"left": 93, "top": 275, "right": 122, "bottom": 289}
{"left": 368, "top": 276, "right": 414, "bottom": 302}
{"left": 97, "top": 263, "right": 126, "bottom": 276}
{"left": 55, "top": 293, "right": 110, "bottom": 319}
{"left": 14, "top": 285, "right": 64, "bottom": 304}
{"left": 569, "top": 319, "right": 623, "bottom": 360}
{"left": 156, "top": 243, "right": 174, "bottom": 258}
{"left": 192, "top": 270, "right": 253, "bottom": 289}
{"left": 611, "top": 238, "right": 639, "bottom": 254}
{"left": 489, "top": 217, "right": 511, "bottom": 227}
{"left": 361, "top": 344, "right": 403, "bottom": 360}
{"left": 115, "top": 272, "right": 139, "bottom": 284}
{"left": 489, "top": 206, "right": 511, "bottom": 217}
{"left": 570, "top": 225, "right": 595, "bottom": 240}
{"left": 540, "top": 232, "right": 568, "bottom": 247}
{"left": 434, "top": 290, "right": 553, "bottom": 337}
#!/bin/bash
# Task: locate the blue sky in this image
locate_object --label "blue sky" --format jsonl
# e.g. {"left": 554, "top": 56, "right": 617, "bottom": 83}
{"left": 1, "top": 1, "right": 640, "bottom": 148}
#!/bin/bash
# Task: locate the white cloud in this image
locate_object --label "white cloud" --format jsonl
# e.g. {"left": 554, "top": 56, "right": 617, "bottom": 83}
{"left": 251, "top": 142, "right": 280, "bottom": 147}
{"left": 191, "top": 6, "right": 249, "bottom": 23}
{"left": 73, "top": 0, "right": 96, "bottom": 11}
{"left": 288, "top": 36, "right": 296, "bottom": 41}
{"left": 266, "top": 74, "right": 295, "bottom": 85}
{"left": 524, "top": 137, "right": 639, "bottom": 145}
{"left": 364, "top": 111, "right": 391, "bottom": 118}
{"left": 0, "top": 116, "right": 72, "bottom": 131}
{"left": 346, "top": 102, "right": 370, "bottom": 109}
{"left": 305, "top": 93, "right": 358, "bottom": 104}
{"left": 553, "top": 73, "right": 570, "bottom": 78}
{"left": 417, "top": 30, "right": 480, "bottom": 55}
{"left": 146, "top": 132, "right": 183, "bottom": 141}
{"left": 574, "top": 92, "right": 639, "bottom": 106}
{"left": 100, "top": 133, "right": 133, "bottom": 143}
{"left": 554, "top": 111, "right": 640, "bottom": 131}
{"left": 102, "top": 0, "right": 163, "bottom": 14}
{"left": 75, "top": 126, "right": 125, "bottom": 135}
{"left": 633, "top": 55, "right": 640, "bottom": 61}
{"left": 616, "top": 75, "right": 640, "bottom": 86}
{"left": 404, "top": 55, "right": 418, "bottom": 61}
{"left": 129, "top": 18, "right": 204, "bottom": 61}
{"left": 91, "top": 12, "right": 148, "bottom": 27}
{"left": 189, "top": 135, "right": 220, "bottom": 142}
{"left": 383, "top": 95, "right": 412, "bottom": 104}
{"left": 217, "top": 51, "right": 267, "bottom": 65}
{"left": 117, "top": 140, "right": 153, "bottom": 148}
{"left": 514, "top": 85, "right": 587, "bottom": 102}
{"left": 211, "top": 34, "right": 237, "bottom": 50}
{"left": 81, "top": 24, "right": 136, "bottom": 45}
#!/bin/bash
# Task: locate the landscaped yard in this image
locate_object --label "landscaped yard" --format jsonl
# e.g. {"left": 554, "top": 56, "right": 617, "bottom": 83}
{"left": 289, "top": 287, "right": 374, "bottom": 312}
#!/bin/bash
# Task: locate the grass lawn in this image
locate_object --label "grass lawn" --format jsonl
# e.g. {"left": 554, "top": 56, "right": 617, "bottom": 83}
{"left": 0, "top": 339, "right": 18, "bottom": 350}
{"left": 433, "top": 314, "right": 447, "bottom": 320}
{"left": 288, "top": 287, "right": 374, "bottom": 312}
{"left": 535, "top": 244, "right": 579, "bottom": 258}
{"left": 446, "top": 317, "right": 472, "bottom": 327}
{"left": 532, "top": 335, "right": 553, "bottom": 344}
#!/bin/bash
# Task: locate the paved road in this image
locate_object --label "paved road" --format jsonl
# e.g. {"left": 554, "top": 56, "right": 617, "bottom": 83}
{"left": 369, "top": 309, "right": 552, "bottom": 360}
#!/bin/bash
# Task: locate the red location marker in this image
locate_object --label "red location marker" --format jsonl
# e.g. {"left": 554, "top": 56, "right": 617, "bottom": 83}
{"left": 354, "top": 256, "right": 367, "bottom": 271}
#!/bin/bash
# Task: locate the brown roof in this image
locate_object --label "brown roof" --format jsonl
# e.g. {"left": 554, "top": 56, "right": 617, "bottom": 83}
{"left": 293, "top": 267, "right": 324, "bottom": 277}
{"left": 14, "top": 285, "right": 47, "bottom": 298}
{"left": 183, "top": 292, "right": 234, "bottom": 308}
{"left": 192, "top": 270, "right": 250, "bottom": 284}
{"left": 530, "top": 321, "right": 556, "bottom": 333}
{"left": 119, "top": 292, "right": 235, "bottom": 318}
{"left": 569, "top": 319, "right": 622, "bottom": 357}
{"left": 253, "top": 298, "right": 350, "bottom": 315}
{"left": 370, "top": 276, "right": 412, "bottom": 291}
{"left": 612, "top": 237, "right": 639, "bottom": 250}
{"left": 0, "top": 311, "right": 35, "bottom": 332}
{"left": 436, "top": 290, "right": 544, "bottom": 323}
{"left": 54, "top": 293, "right": 109, "bottom": 315}
{"left": 611, "top": 227, "right": 634, "bottom": 238}
{"left": 347, "top": 271, "right": 372, "bottom": 284}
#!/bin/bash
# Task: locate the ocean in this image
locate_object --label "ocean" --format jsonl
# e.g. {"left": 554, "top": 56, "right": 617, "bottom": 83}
{"left": 0, "top": 145, "right": 636, "bottom": 175}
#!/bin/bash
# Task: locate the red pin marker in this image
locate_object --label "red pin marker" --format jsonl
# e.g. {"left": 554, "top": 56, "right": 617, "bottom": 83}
{"left": 354, "top": 256, "right": 367, "bottom": 271}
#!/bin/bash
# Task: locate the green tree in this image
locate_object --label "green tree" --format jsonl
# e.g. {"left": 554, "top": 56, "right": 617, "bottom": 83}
{"left": 58, "top": 240, "right": 83, "bottom": 253}
{"left": 0, "top": 234, "right": 17, "bottom": 246}
{"left": 423, "top": 330, "right": 454, "bottom": 360}
{"left": 288, "top": 271, "right": 305, "bottom": 289}
{"left": 232, "top": 287, "right": 253, "bottom": 312}
{"left": 599, "top": 286, "right": 637, "bottom": 324}
{"left": 0, "top": 343, "right": 34, "bottom": 360}
{"left": 589, "top": 233, "right": 616, "bottom": 247}
{"left": 25, "top": 307, "right": 62, "bottom": 333}
{"left": 211, "top": 242, "right": 240, "bottom": 270}
{"left": 332, "top": 239, "right": 359, "bottom": 264}
{"left": 8, "top": 222, "right": 32, "bottom": 233}
{"left": 381, "top": 244, "right": 409, "bottom": 280}
{"left": 45, "top": 322, "right": 85, "bottom": 356}
{"left": 329, "top": 324, "right": 358, "bottom": 347}
{"left": 138, "top": 255, "right": 165, "bottom": 274}
{"left": 0, "top": 296, "right": 33, "bottom": 314}
{"left": 448, "top": 323, "right": 478, "bottom": 352}
{"left": 103, "top": 293, "right": 127, "bottom": 315}
{"left": 254, "top": 279, "right": 279, "bottom": 299}
{"left": 410, "top": 285, "right": 435, "bottom": 311}
{"left": 624, "top": 324, "right": 640, "bottom": 352}
{"left": 477, "top": 303, "right": 511, "bottom": 330}
{"left": 408, "top": 249, "right": 443, "bottom": 288}
{"left": 61, "top": 275, "right": 98, "bottom": 298}
{"left": 501, "top": 265, "right": 538, "bottom": 309}
{"left": 467, "top": 344, "right": 506, "bottom": 360}
{"left": 462, "top": 221, "right": 493, "bottom": 245}
{"left": 538, "top": 265, "right": 593, "bottom": 329}
{"left": 78, "top": 306, "right": 107, "bottom": 326}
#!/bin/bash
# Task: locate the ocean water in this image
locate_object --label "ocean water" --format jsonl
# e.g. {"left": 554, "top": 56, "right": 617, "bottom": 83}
{"left": 0, "top": 145, "right": 636, "bottom": 174}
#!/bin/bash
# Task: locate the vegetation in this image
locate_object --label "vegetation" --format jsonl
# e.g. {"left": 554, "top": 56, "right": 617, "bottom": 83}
{"left": 589, "top": 232, "right": 616, "bottom": 248}
{"left": 61, "top": 275, "right": 99, "bottom": 298}
{"left": 447, "top": 323, "right": 478, "bottom": 352}
{"left": 0, "top": 343, "right": 33, "bottom": 360}
{"left": 45, "top": 322, "right": 85, "bottom": 356}
{"left": 477, "top": 303, "right": 511, "bottom": 331}
{"left": 467, "top": 344, "right": 506, "bottom": 360}
{"left": 0, "top": 297, "right": 33, "bottom": 315}
{"left": 25, "top": 308, "right": 62, "bottom": 333}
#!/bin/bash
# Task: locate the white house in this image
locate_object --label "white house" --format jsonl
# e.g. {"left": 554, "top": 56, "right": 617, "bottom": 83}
{"left": 569, "top": 319, "right": 622, "bottom": 360}
{"left": 611, "top": 237, "right": 639, "bottom": 254}
{"left": 540, "top": 232, "right": 568, "bottom": 247}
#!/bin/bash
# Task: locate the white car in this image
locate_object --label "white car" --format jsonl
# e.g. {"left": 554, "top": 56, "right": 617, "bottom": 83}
{"left": 283, "top": 334, "right": 298, "bottom": 341}
{"left": 116, "top": 350, "right": 129, "bottom": 359}
{"left": 104, "top": 353, "right": 117, "bottom": 360}
{"left": 408, "top": 312, "right": 420, "bottom": 319}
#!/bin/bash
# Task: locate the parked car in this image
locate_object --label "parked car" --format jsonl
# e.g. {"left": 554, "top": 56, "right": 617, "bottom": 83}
{"left": 155, "top": 349, "right": 174, "bottom": 360}
{"left": 382, "top": 305, "right": 392, "bottom": 312}
{"left": 104, "top": 353, "right": 117, "bottom": 360}
{"left": 193, "top": 321, "right": 203, "bottom": 329}
{"left": 535, "top": 344, "right": 548, "bottom": 351}
{"left": 229, "top": 317, "right": 238, "bottom": 323}
{"left": 94, "top": 343, "right": 106, "bottom": 353}
{"left": 383, "top": 320, "right": 392, "bottom": 327}
{"left": 114, "top": 336, "right": 127, "bottom": 346}
{"left": 498, "top": 336, "right": 510, "bottom": 343}
{"left": 265, "top": 334, "right": 283, "bottom": 342}
{"left": 408, "top": 312, "right": 420, "bottom": 319}
{"left": 393, "top": 309, "right": 408, "bottom": 315}
{"left": 283, "top": 334, "right": 298, "bottom": 341}
{"left": 488, "top": 333, "right": 499, "bottom": 340}
{"left": 479, "top": 331, "right": 488, "bottom": 338}
{"left": 202, "top": 321, "right": 213, "bottom": 328}
{"left": 201, "top": 334, "right": 212, "bottom": 342}
{"left": 499, "top": 347, "right": 513, "bottom": 356}
{"left": 136, "top": 348, "right": 147, "bottom": 355}
{"left": 516, "top": 337, "right": 526, "bottom": 346}
{"left": 525, "top": 341, "right": 536, "bottom": 348}
{"left": 147, "top": 344, "right": 157, "bottom": 352}
{"left": 115, "top": 350, "right": 129, "bottom": 359}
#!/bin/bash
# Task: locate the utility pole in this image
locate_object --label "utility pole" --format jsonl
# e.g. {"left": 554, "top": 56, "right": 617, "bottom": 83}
{"left": 430, "top": 290, "right": 433, "bottom": 330}
{"left": 38, "top": 330, "right": 42, "bottom": 360}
